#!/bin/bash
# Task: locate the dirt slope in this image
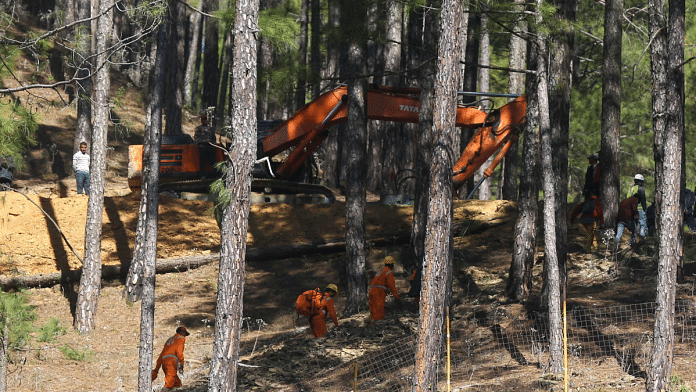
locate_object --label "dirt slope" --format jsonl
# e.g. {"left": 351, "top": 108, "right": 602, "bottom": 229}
{"left": 0, "top": 179, "right": 520, "bottom": 391}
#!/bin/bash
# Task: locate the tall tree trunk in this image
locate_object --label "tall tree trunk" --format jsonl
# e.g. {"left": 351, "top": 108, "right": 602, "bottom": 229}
{"left": 373, "top": 0, "right": 404, "bottom": 195}
{"left": 310, "top": 0, "right": 321, "bottom": 98}
{"left": 506, "top": 40, "right": 539, "bottom": 302}
{"left": 475, "top": 7, "right": 491, "bottom": 200}
{"left": 218, "top": 31, "right": 233, "bottom": 130}
{"left": 128, "top": 22, "right": 168, "bottom": 392}
{"left": 203, "top": 0, "right": 221, "bottom": 113}
{"left": 500, "top": 0, "right": 527, "bottom": 201}
{"left": 74, "top": 0, "right": 92, "bottom": 153}
{"left": 646, "top": 0, "right": 684, "bottom": 389}
{"left": 207, "top": 0, "right": 258, "bottom": 388}
{"left": 164, "top": 0, "right": 186, "bottom": 135}
{"left": 535, "top": 0, "right": 563, "bottom": 371}
{"left": 295, "top": 0, "right": 309, "bottom": 110}
{"left": 547, "top": 0, "right": 574, "bottom": 302}
{"left": 74, "top": 0, "right": 112, "bottom": 334}
{"left": 341, "top": 0, "right": 368, "bottom": 317}
{"left": 408, "top": 5, "right": 436, "bottom": 271}
{"left": 183, "top": 5, "right": 202, "bottom": 107}
{"left": 321, "top": 0, "right": 342, "bottom": 188}
{"left": 599, "top": 0, "right": 622, "bottom": 229}
{"left": 411, "top": 0, "right": 461, "bottom": 389}
{"left": 459, "top": 11, "right": 479, "bottom": 198}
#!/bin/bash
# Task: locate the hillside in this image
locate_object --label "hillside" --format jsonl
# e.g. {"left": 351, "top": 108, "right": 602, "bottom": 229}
{"left": 3, "top": 12, "right": 696, "bottom": 392}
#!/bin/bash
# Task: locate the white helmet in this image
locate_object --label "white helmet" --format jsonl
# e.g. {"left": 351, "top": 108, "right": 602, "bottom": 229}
{"left": 634, "top": 174, "right": 644, "bottom": 182}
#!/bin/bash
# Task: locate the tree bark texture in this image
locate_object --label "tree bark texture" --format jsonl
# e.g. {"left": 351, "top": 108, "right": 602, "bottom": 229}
{"left": 295, "top": 0, "right": 309, "bottom": 111}
{"left": 123, "top": 23, "right": 167, "bottom": 391}
{"left": 310, "top": 0, "right": 321, "bottom": 98}
{"left": 475, "top": 8, "right": 492, "bottom": 200}
{"left": 500, "top": 0, "right": 527, "bottom": 201}
{"left": 459, "top": 11, "right": 479, "bottom": 198}
{"left": 374, "top": 0, "right": 407, "bottom": 195}
{"left": 207, "top": 0, "right": 259, "bottom": 388}
{"left": 646, "top": 0, "right": 684, "bottom": 390}
{"left": 217, "top": 32, "right": 234, "bottom": 129}
{"left": 341, "top": 0, "right": 368, "bottom": 317}
{"left": 74, "top": 0, "right": 112, "bottom": 334}
{"left": 535, "top": 4, "right": 563, "bottom": 371}
{"left": 164, "top": 0, "right": 186, "bottom": 135}
{"left": 321, "top": 0, "right": 343, "bottom": 188}
{"left": 125, "top": 22, "right": 168, "bottom": 304}
{"left": 202, "top": 0, "right": 220, "bottom": 112}
{"left": 74, "top": 0, "right": 92, "bottom": 153}
{"left": 408, "top": 5, "right": 437, "bottom": 272}
{"left": 599, "top": 0, "right": 622, "bottom": 229}
{"left": 547, "top": 0, "right": 575, "bottom": 302}
{"left": 506, "top": 41, "right": 539, "bottom": 302}
{"left": 183, "top": 5, "right": 202, "bottom": 107}
{"left": 412, "top": 0, "right": 461, "bottom": 389}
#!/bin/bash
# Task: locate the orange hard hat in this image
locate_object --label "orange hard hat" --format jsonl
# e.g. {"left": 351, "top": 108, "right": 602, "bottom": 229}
{"left": 384, "top": 256, "right": 395, "bottom": 265}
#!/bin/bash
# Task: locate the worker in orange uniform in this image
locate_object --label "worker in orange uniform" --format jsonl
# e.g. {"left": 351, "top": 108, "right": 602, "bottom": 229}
{"left": 152, "top": 326, "right": 190, "bottom": 391}
{"left": 369, "top": 256, "right": 400, "bottom": 323}
{"left": 298, "top": 284, "right": 339, "bottom": 338}
{"left": 571, "top": 190, "right": 605, "bottom": 252}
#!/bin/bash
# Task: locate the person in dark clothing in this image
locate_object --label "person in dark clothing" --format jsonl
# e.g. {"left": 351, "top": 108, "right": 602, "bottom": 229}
{"left": 614, "top": 196, "right": 640, "bottom": 247}
{"left": 571, "top": 191, "right": 605, "bottom": 252}
{"left": 194, "top": 115, "right": 217, "bottom": 171}
{"left": 0, "top": 156, "right": 14, "bottom": 190}
{"left": 626, "top": 174, "right": 647, "bottom": 239}
{"left": 583, "top": 153, "right": 601, "bottom": 197}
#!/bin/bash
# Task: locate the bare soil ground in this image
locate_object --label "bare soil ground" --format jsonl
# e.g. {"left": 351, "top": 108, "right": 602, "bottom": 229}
{"left": 1, "top": 180, "right": 527, "bottom": 392}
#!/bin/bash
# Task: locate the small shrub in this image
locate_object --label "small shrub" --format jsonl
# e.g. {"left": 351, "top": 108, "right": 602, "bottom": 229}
{"left": 670, "top": 375, "right": 693, "bottom": 392}
{"left": 0, "top": 291, "right": 36, "bottom": 349}
{"left": 58, "top": 345, "right": 95, "bottom": 361}
{"left": 37, "top": 318, "right": 66, "bottom": 342}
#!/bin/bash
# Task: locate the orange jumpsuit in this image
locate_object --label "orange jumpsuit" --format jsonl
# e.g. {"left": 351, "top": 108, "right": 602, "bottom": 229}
{"left": 153, "top": 333, "right": 186, "bottom": 389}
{"left": 369, "top": 266, "right": 399, "bottom": 321}
{"left": 308, "top": 292, "right": 338, "bottom": 337}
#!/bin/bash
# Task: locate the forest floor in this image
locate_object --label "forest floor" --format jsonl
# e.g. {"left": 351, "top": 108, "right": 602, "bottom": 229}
{"left": 3, "top": 14, "right": 696, "bottom": 392}
{"left": 4, "top": 173, "right": 696, "bottom": 391}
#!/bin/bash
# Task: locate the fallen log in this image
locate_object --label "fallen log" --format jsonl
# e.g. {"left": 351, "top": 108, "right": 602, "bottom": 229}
{"left": 0, "top": 231, "right": 412, "bottom": 290}
{"left": 1, "top": 219, "right": 511, "bottom": 290}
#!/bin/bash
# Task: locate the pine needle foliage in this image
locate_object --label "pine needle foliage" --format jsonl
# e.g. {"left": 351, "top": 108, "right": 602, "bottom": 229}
{"left": 259, "top": 5, "right": 300, "bottom": 51}
{"left": 0, "top": 291, "right": 35, "bottom": 350}
{"left": 0, "top": 100, "right": 38, "bottom": 171}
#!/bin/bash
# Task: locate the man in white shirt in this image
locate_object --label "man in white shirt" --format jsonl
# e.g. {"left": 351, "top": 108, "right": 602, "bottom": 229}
{"left": 72, "top": 142, "right": 90, "bottom": 195}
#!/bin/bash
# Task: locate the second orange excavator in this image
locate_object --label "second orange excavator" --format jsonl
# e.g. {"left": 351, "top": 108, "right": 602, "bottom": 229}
{"left": 127, "top": 85, "right": 527, "bottom": 199}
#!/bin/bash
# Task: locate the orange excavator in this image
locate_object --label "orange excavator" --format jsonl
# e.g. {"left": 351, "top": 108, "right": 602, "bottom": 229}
{"left": 127, "top": 85, "right": 527, "bottom": 199}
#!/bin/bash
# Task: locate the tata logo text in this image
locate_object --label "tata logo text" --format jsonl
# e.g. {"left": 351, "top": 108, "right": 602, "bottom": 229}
{"left": 399, "top": 105, "right": 419, "bottom": 112}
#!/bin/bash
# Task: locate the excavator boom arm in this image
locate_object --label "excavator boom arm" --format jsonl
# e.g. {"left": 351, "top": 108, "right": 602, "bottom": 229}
{"left": 263, "top": 86, "right": 527, "bottom": 188}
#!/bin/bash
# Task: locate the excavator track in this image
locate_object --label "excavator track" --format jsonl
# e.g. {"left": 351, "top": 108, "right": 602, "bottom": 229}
{"left": 153, "top": 178, "right": 335, "bottom": 204}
